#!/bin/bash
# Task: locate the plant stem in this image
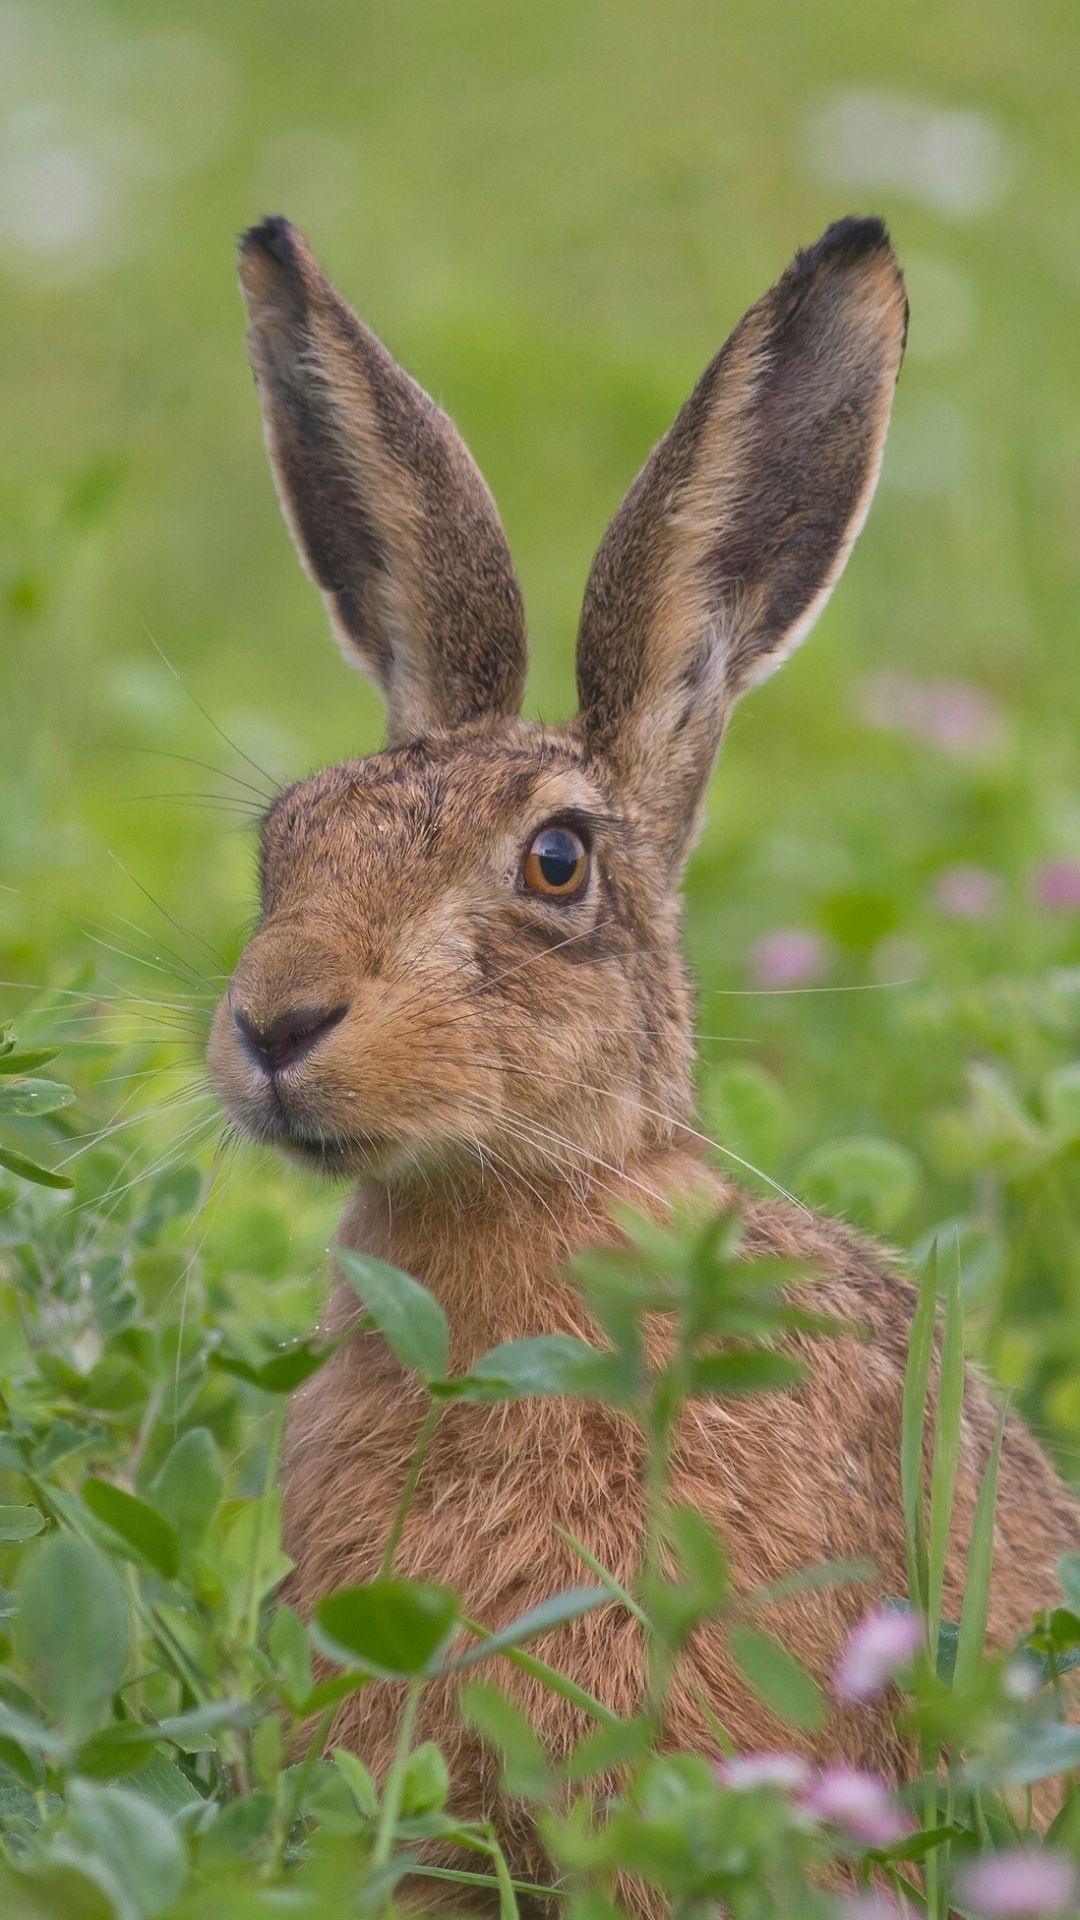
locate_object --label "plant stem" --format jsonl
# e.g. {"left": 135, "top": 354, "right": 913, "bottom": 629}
{"left": 245, "top": 1402, "right": 286, "bottom": 1650}
{"left": 274, "top": 1702, "right": 336, "bottom": 1870}
{"left": 379, "top": 1401, "right": 441, "bottom": 1579}
{"left": 553, "top": 1522, "right": 650, "bottom": 1627}
{"left": 643, "top": 1367, "right": 680, "bottom": 1725}
{"left": 372, "top": 1679, "right": 422, "bottom": 1873}
{"left": 410, "top": 1863, "right": 557, "bottom": 1899}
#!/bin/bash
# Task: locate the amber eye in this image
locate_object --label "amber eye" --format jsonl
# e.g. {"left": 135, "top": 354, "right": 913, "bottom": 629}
{"left": 521, "top": 824, "right": 590, "bottom": 899}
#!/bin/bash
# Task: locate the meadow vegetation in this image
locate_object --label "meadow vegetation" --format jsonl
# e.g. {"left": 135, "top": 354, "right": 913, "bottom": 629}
{"left": 2, "top": 0, "right": 1080, "bottom": 1912}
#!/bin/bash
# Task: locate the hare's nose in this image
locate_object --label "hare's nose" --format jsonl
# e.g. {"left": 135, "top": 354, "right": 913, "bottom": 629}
{"left": 232, "top": 1001, "right": 349, "bottom": 1076}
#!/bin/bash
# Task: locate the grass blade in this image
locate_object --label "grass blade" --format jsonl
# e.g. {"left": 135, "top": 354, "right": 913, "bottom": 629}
{"left": 552, "top": 1523, "right": 650, "bottom": 1627}
{"left": 901, "top": 1241, "right": 937, "bottom": 1620}
{"left": 928, "top": 1241, "right": 965, "bottom": 1643}
{"left": 469, "top": 1634, "right": 619, "bottom": 1727}
{"left": 954, "top": 1399, "right": 1007, "bottom": 1695}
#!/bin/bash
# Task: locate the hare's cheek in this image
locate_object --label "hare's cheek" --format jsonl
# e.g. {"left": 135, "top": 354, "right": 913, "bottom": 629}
{"left": 207, "top": 997, "right": 238, "bottom": 1089}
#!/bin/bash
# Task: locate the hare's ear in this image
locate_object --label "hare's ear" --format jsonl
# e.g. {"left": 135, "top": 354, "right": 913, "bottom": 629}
{"left": 575, "top": 216, "right": 906, "bottom": 867}
{"left": 239, "top": 218, "right": 527, "bottom": 744}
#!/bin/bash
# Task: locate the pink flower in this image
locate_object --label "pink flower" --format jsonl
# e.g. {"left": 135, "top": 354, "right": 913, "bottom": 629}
{"left": 749, "top": 929, "right": 833, "bottom": 990}
{"left": 716, "top": 1750, "right": 811, "bottom": 1793}
{"left": 960, "top": 1849, "right": 1078, "bottom": 1918}
{"left": 858, "top": 671, "right": 1005, "bottom": 757}
{"left": 801, "top": 1766, "right": 910, "bottom": 1847}
{"left": 922, "top": 681, "right": 1006, "bottom": 755}
{"left": 833, "top": 1606, "right": 923, "bottom": 1703}
{"left": 933, "top": 864, "right": 1004, "bottom": 922}
{"left": 1034, "top": 861, "right": 1080, "bottom": 912}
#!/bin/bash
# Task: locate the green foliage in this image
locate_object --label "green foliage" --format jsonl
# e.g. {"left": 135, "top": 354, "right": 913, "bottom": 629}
{"left": 0, "top": 1028, "right": 74, "bottom": 1190}
{"left": 0, "top": 1066, "right": 1078, "bottom": 1917}
{"left": 337, "top": 1252, "right": 449, "bottom": 1385}
{"left": 726, "top": 1628, "right": 825, "bottom": 1734}
{"left": 14, "top": 1536, "right": 130, "bottom": 1743}
{"left": 313, "top": 1581, "right": 458, "bottom": 1679}
{"left": 2, "top": 2, "right": 1079, "bottom": 1908}
{"left": 2, "top": 0, "right": 1078, "bottom": 1464}
{"left": 796, "top": 1136, "right": 921, "bottom": 1234}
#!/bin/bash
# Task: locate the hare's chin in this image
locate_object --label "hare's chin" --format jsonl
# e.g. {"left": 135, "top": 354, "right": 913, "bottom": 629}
{"left": 276, "top": 1133, "right": 370, "bottom": 1179}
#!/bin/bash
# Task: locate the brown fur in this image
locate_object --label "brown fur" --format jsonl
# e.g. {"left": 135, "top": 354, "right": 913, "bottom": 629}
{"left": 210, "top": 216, "right": 1079, "bottom": 1907}
{"left": 240, "top": 217, "right": 526, "bottom": 743}
{"left": 576, "top": 216, "right": 907, "bottom": 865}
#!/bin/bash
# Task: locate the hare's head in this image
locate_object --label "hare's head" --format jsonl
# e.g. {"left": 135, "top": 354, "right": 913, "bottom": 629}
{"left": 209, "top": 215, "right": 906, "bottom": 1188}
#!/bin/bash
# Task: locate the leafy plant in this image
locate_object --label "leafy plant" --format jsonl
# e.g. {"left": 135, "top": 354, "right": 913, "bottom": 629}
{"left": 0, "top": 1029, "right": 74, "bottom": 1191}
{"left": 1, "top": 1080, "right": 1078, "bottom": 1918}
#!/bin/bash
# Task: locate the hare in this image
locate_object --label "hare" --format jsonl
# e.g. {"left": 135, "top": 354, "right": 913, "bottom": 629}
{"left": 209, "top": 214, "right": 1079, "bottom": 1898}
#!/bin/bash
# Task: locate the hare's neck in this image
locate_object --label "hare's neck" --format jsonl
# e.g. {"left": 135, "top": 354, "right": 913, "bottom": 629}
{"left": 333, "top": 1149, "right": 713, "bottom": 1365}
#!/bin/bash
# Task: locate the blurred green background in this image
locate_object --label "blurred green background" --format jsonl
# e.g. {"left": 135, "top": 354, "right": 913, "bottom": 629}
{"left": 3, "top": 0, "right": 1080, "bottom": 1456}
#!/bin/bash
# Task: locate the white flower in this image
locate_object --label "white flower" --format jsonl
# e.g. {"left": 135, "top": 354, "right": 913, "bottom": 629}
{"left": 715, "top": 1750, "right": 812, "bottom": 1793}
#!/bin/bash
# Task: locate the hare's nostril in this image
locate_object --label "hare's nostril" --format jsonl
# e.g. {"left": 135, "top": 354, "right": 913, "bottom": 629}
{"left": 233, "top": 1001, "right": 349, "bottom": 1077}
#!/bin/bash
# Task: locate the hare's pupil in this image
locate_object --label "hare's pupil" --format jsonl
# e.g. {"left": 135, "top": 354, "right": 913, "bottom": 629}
{"left": 537, "top": 829, "right": 580, "bottom": 887}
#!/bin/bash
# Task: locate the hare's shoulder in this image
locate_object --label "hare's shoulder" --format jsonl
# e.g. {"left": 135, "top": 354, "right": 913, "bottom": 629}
{"left": 680, "top": 1162, "right": 919, "bottom": 1357}
{"left": 731, "top": 1187, "right": 1080, "bottom": 1613}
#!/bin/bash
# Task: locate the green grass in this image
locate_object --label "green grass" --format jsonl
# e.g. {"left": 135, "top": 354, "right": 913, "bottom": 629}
{"left": 2, "top": 0, "right": 1080, "bottom": 1910}
{"left": 3, "top": 0, "right": 1080, "bottom": 1454}
{"left": 1, "top": 1187, "right": 1078, "bottom": 1916}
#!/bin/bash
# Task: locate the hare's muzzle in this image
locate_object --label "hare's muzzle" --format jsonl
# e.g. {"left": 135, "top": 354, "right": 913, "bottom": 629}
{"left": 207, "top": 916, "right": 366, "bottom": 1159}
{"left": 208, "top": 981, "right": 374, "bottom": 1174}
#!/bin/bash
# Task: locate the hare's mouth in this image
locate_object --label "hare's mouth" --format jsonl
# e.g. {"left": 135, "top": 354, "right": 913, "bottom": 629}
{"left": 277, "top": 1128, "right": 358, "bottom": 1175}
{"left": 234, "top": 1107, "right": 395, "bottom": 1180}
{"left": 272, "top": 1121, "right": 396, "bottom": 1179}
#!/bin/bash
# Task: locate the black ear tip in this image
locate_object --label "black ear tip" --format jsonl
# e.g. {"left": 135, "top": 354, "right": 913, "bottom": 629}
{"left": 822, "top": 213, "right": 891, "bottom": 254}
{"left": 798, "top": 214, "right": 897, "bottom": 275}
{"left": 239, "top": 215, "right": 300, "bottom": 270}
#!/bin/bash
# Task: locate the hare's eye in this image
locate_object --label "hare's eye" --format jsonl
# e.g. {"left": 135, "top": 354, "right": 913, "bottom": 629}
{"left": 521, "top": 825, "right": 589, "bottom": 899}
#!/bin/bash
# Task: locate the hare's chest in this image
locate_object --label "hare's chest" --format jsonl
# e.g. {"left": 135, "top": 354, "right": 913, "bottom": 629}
{"left": 284, "top": 1363, "right": 653, "bottom": 1796}
{"left": 283, "top": 1350, "right": 647, "bottom": 1623}
{"left": 405, "top": 1395, "right": 647, "bottom": 1607}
